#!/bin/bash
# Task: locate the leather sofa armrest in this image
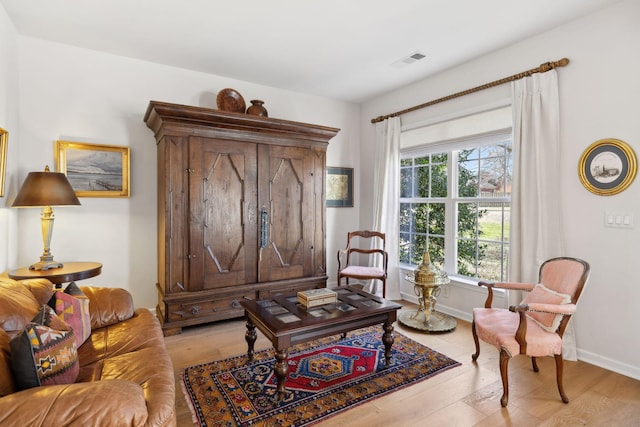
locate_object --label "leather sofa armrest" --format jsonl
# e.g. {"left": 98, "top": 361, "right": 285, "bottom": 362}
{"left": 20, "top": 278, "right": 55, "bottom": 306}
{"left": 0, "top": 380, "right": 148, "bottom": 426}
{"left": 80, "top": 286, "right": 135, "bottom": 329}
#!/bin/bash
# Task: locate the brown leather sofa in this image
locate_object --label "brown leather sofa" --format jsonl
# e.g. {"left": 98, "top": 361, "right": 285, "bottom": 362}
{"left": 0, "top": 276, "right": 177, "bottom": 427}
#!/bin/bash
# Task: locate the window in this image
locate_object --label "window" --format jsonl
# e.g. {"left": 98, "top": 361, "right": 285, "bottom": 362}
{"left": 399, "top": 132, "right": 512, "bottom": 282}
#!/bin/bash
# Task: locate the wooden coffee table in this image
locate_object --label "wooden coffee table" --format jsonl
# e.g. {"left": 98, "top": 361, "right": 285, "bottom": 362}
{"left": 240, "top": 286, "right": 402, "bottom": 401}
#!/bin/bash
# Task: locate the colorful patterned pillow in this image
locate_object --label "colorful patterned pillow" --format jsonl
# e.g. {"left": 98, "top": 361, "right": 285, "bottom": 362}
{"left": 10, "top": 305, "right": 79, "bottom": 390}
{"left": 48, "top": 282, "right": 91, "bottom": 348}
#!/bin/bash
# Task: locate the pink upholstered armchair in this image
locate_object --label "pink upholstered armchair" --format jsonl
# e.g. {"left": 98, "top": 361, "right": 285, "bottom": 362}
{"left": 337, "top": 230, "right": 388, "bottom": 298}
{"left": 471, "top": 257, "right": 590, "bottom": 407}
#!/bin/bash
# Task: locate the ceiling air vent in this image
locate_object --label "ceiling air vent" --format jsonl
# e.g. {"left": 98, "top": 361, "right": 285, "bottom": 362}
{"left": 391, "top": 51, "right": 427, "bottom": 68}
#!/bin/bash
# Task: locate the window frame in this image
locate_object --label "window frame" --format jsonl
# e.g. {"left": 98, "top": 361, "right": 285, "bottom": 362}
{"left": 400, "top": 129, "right": 513, "bottom": 282}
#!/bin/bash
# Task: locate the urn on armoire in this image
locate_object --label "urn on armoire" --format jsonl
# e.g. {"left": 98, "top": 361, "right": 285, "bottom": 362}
{"left": 246, "top": 99, "right": 268, "bottom": 117}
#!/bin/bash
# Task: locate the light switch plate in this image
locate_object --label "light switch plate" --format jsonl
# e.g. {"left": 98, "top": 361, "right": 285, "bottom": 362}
{"left": 604, "top": 212, "right": 633, "bottom": 228}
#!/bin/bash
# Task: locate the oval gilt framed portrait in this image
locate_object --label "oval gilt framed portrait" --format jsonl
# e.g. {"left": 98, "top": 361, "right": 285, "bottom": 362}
{"left": 578, "top": 138, "right": 637, "bottom": 196}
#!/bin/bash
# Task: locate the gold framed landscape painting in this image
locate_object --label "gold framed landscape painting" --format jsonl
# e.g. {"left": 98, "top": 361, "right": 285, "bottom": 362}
{"left": 55, "top": 141, "right": 130, "bottom": 197}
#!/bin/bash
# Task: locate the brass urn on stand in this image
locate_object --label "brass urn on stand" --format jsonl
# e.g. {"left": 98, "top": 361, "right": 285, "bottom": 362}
{"left": 399, "top": 250, "right": 457, "bottom": 332}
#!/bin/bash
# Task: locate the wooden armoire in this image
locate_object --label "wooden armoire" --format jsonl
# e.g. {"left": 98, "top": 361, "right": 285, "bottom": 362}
{"left": 144, "top": 101, "right": 339, "bottom": 335}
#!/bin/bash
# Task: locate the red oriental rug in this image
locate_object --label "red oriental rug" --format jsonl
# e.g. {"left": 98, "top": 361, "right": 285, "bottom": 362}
{"left": 182, "top": 327, "right": 460, "bottom": 426}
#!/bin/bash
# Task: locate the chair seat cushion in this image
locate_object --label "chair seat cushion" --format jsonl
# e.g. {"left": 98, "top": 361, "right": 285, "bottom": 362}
{"left": 473, "top": 307, "right": 562, "bottom": 357}
{"left": 339, "top": 266, "right": 384, "bottom": 278}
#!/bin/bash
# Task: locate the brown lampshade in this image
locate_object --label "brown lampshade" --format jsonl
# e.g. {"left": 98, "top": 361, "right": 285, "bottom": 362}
{"left": 12, "top": 166, "right": 80, "bottom": 207}
{"left": 12, "top": 166, "right": 81, "bottom": 270}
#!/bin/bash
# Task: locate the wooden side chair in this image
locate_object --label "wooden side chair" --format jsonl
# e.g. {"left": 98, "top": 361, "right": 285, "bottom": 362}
{"left": 471, "top": 257, "right": 590, "bottom": 407}
{"left": 337, "top": 230, "right": 388, "bottom": 298}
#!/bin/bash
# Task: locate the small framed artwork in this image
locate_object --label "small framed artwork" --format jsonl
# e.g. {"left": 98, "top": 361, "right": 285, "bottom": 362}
{"left": 55, "top": 141, "right": 130, "bottom": 198}
{"left": 326, "top": 167, "right": 353, "bottom": 207}
{"left": 578, "top": 138, "right": 637, "bottom": 196}
{"left": 0, "top": 128, "right": 7, "bottom": 197}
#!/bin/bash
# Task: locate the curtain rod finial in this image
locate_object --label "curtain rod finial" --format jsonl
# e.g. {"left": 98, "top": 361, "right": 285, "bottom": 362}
{"left": 542, "top": 58, "right": 570, "bottom": 71}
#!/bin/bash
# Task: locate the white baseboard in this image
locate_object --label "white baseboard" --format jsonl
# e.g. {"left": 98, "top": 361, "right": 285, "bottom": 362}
{"left": 577, "top": 348, "right": 640, "bottom": 381}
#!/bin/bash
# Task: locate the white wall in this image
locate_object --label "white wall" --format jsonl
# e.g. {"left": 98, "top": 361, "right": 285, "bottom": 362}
{"left": 0, "top": 6, "right": 19, "bottom": 273}
{"left": 361, "top": 0, "right": 640, "bottom": 379}
{"left": 6, "top": 28, "right": 360, "bottom": 309}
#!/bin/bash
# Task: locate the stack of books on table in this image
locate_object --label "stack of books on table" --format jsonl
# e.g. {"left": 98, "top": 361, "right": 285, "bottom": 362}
{"left": 297, "top": 288, "right": 337, "bottom": 308}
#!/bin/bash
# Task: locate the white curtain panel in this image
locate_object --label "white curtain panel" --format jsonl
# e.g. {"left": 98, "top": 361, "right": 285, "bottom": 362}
{"left": 511, "top": 70, "right": 577, "bottom": 360}
{"left": 371, "top": 117, "right": 402, "bottom": 300}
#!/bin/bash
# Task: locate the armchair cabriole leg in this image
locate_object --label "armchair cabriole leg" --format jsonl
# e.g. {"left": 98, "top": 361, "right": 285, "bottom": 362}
{"left": 531, "top": 356, "right": 539, "bottom": 372}
{"left": 471, "top": 321, "right": 480, "bottom": 361}
{"left": 499, "top": 348, "right": 511, "bottom": 407}
{"left": 555, "top": 354, "right": 569, "bottom": 403}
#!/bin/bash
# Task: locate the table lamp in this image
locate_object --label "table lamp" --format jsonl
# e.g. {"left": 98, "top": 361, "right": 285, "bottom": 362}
{"left": 12, "top": 165, "right": 81, "bottom": 270}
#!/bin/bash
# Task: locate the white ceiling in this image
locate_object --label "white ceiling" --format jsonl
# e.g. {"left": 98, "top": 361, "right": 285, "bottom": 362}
{"left": 1, "top": 0, "right": 621, "bottom": 103}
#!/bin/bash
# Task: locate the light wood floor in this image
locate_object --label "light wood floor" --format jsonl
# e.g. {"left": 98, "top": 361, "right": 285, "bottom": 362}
{"left": 164, "top": 303, "right": 640, "bottom": 427}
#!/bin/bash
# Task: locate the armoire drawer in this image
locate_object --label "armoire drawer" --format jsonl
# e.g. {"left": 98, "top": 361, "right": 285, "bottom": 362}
{"left": 167, "top": 292, "right": 253, "bottom": 322}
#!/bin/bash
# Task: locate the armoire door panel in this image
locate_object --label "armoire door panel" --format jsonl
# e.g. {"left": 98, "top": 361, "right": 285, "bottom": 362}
{"left": 189, "top": 137, "right": 258, "bottom": 290}
{"left": 270, "top": 157, "right": 303, "bottom": 267}
{"left": 162, "top": 136, "right": 189, "bottom": 295}
{"left": 258, "top": 145, "right": 315, "bottom": 282}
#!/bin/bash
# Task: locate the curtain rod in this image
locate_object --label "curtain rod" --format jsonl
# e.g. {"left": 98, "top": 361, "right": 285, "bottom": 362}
{"left": 371, "top": 57, "right": 569, "bottom": 124}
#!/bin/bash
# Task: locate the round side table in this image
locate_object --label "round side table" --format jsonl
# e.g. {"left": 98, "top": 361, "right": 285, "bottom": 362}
{"left": 8, "top": 261, "right": 102, "bottom": 287}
